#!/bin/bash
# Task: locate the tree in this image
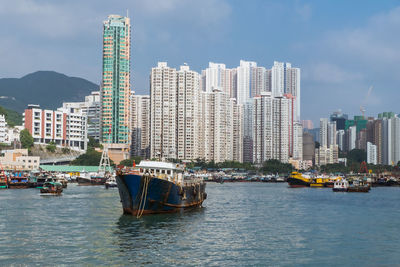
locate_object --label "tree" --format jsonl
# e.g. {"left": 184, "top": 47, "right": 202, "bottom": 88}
{"left": 320, "top": 163, "right": 348, "bottom": 173}
{"left": 347, "top": 149, "right": 367, "bottom": 163}
{"left": 46, "top": 141, "right": 56, "bottom": 153}
{"left": 88, "top": 136, "right": 102, "bottom": 148}
{"left": 71, "top": 147, "right": 114, "bottom": 166}
{"left": 20, "top": 129, "right": 34, "bottom": 150}
{"left": 261, "top": 159, "right": 293, "bottom": 174}
{"left": 120, "top": 156, "right": 142, "bottom": 167}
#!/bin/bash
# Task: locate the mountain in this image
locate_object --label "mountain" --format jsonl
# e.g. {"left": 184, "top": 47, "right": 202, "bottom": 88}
{"left": 0, "top": 71, "right": 99, "bottom": 112}
{"left": 0, "top": 106, "right": 22, "bottom": 127}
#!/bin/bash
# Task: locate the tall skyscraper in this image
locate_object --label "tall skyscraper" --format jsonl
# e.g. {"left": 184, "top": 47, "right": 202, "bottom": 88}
{"left": 101, "top": 15, "right": 131, "bottom": 162}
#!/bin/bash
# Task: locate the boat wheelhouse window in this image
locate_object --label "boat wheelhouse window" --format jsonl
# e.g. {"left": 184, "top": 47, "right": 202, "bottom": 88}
{"left": 161, "top": 170, "right": 165, "bottom": 174}
{"left": 167, "top": 170, "right": 171, "bottom": 175}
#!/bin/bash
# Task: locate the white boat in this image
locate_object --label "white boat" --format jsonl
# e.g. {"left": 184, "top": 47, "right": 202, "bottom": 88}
{"left": 333, "top": 178, "right": 349, "bottom": 192}
{"left": 105, "top": 175, "right": 117, "bottom": 189}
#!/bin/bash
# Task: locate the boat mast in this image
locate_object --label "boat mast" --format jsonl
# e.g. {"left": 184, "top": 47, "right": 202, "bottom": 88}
{"left": 99, "top": 144, "right": 111, "bottom": 173}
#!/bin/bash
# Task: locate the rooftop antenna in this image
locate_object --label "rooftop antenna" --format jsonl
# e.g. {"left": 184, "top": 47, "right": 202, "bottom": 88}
{"left": 126, "top": 9, "right": 129, "bottom": 18}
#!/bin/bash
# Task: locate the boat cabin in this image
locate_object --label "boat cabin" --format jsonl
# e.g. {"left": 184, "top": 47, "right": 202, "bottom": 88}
{"left": 334, "top": 179, "right": 349, "bottom": 189}
{"left": 137, "top": 161, "right": 184, "bottom": 184}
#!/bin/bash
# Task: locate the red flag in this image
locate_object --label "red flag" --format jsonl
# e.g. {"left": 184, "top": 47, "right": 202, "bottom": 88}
{"left": 133, "top": 160, "right": 136, "bottom": 168}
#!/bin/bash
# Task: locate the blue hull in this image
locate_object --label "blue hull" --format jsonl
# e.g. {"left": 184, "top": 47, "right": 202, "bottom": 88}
{"left": 116, "top": 174, "right": 207, "bottom": 216}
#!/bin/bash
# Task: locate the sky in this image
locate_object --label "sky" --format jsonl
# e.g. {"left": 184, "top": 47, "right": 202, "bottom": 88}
{"left": 1, "top": 0, "right": 400, "bottom": 124}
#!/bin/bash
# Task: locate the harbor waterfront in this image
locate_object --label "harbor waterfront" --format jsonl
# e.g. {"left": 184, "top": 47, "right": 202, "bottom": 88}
{"left": 1, "top": 183, "right": 400, "bottom": 265}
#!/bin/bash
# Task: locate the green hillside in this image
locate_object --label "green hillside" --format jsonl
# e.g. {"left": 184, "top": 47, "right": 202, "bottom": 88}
{"left": 0, "top": 71, "right": 99, "bottom": 112}
{"left": 0, "top": 106, "right": 23, "bottom": 127}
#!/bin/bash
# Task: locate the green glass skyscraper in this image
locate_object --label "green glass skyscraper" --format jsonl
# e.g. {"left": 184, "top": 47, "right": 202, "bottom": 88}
{"left": 101, "top": 14, "right": 131, "bottom": 162}
{"left": 101, "top": 15, "right": 131, "bottom": 142}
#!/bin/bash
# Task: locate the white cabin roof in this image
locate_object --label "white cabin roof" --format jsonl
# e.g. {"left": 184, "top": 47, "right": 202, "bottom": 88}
{"left": 137, "top": 161, "right": 181, "bottom": 170}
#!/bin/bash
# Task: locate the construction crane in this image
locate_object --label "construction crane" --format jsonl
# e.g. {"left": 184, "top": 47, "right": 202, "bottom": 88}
{"left": 360, "top": 86, "right": 373, "bottom": 118}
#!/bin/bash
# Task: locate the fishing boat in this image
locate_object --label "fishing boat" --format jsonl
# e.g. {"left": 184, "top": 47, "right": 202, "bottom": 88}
{"left": 0, "top": 170, "right": 7, "bottom": 189}
{"left": 40, "top": 181, "right": 63, "bottom": 195}
{"left": 116, "top": 161, "right": 207, "bottom": 217}
{"left": 347, "top": 179, "right": 370, "bottom": 193}
{"left": 7, "top": 172, "right": 30, "bottom": 189}
{"left": 333, "top": 178, "right": 349, "bottom": 192}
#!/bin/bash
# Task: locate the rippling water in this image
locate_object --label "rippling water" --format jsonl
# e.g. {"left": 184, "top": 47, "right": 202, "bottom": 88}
{"left": 0, "top": 183, "right": 400, "bottom": 266}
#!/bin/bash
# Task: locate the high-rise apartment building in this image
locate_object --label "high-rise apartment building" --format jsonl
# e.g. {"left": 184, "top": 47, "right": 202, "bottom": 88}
{"left": 272, "top": 96, "right": 290, "bottom": 163}
{"left": 177, "top": 65, "right": 201, "bottom": 160}
{"left": 253, "top": 93, "right": 273, "bottom": 164}
{"left": 63, "top": 91, "right": 101, "bottom": 141}
{"left": 319, "top": 118, "right": 329, "bottom": 147}
{"left": 271, "top": 61, "right": 285, "bottom": 97}
{"left": 131, "top": 94, "right": 150, "bottom": 159}
{"left": 243, "top": 100, "right": 254, "bottom": 163}
{"left": 271, "top": 61, "right": 300, "bottom": 121}
{"left": 367, "top": 142, "right": 377, "bottom": 165}
{"left": 150, "top": 63, "right": 202, "bottom": 161}
{"left": 198, "top": 89, "right": 243, "bottom": 163}
{"left": 237, "top": 60, "right": 257, "bottom": 104}
{"left": 101, "top": 15, "right": 131, "bottom": 162}
{"left": 347, "top": 125, "right": 357, "bottom": 151}
{"left": 337, "top": 129, "right": 345, "bottom": 151}
{"left": 150, "top": 62, "right": 178, "bottom": 159}
{"left": 293, "top": 122, "right": 303, "bottom": 160}
{"left": 251, "top": 66, "right": 269, "bottom": 97}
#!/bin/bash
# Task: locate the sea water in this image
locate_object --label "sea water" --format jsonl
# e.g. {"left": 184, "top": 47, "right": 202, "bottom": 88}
{"left": 0, "top": 183, "right": 399, "bottom": 266}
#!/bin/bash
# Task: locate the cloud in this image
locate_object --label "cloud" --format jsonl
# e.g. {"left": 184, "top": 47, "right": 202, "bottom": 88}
{"left": 300, "top": 5, "right": 400, "bottom": 122}
{"left": 0, "top": 0, "right": 232, "bottom": 83}
{"left": 305, "top": 62, "right": 363, "bottom": 84}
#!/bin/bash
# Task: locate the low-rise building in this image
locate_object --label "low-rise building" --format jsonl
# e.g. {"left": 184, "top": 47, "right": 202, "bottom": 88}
{"left": 0, "top": 149, "right": 40, "bottom": 170}
{"left": 23, "top": 105, "right": 87, "bottom": 151}
{"left": 0, "top": 115, "right": 7, "bottom": 143}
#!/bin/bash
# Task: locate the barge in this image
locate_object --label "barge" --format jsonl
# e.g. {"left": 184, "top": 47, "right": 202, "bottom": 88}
{"left": 116, "top": 161, "right": 207, "bottom": 217}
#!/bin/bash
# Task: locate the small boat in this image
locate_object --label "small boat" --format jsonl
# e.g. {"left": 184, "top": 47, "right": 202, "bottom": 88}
{"left": 7, "top": 172, "right": 30, "bottom": 189}
{"left": 40, "top": 181, "right": 63, "bottom": 195}
{"left": 347, "top": 179, "right": 370, "bottom": 193}
{"left": 287, "top": 172, "right": 312, "bottom": 187}
{"left": 105, "top": 176, "right": 117, "bottom": 189}
{"left": 333, "top": 178, "right": 349, "bottom": 192}
{"left": 0, "top": 170, "right": 7, "bottom": 189}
